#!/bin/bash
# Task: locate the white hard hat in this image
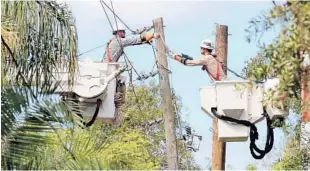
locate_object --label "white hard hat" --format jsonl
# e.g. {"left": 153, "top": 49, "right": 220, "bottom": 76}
{"left": 200, "top": 39, "right": 214, "bottom": 50}
{"left": 112, "top": 23, "right": 126, "bottom": 32}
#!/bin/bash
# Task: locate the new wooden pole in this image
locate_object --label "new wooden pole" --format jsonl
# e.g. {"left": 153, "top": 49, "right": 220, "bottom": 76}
{"left": 212, "top": 24, "right": 228, "bottom": 170}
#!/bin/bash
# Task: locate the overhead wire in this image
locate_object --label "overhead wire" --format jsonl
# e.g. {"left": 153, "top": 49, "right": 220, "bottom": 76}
{"left": 100, "top": 0, "right": 154, "bottom": 35}
{"left": 101, "top": 0, "right": 143, "bottom": 112}
{"left": 99, "top": 0, "right": 140, "bottom": 78}
{"left": 153, "top": 23, "right": 268, "bottom": 161}
{"left": 149, "top": 43, "right": 173, "bottom": 73}
{"left": 108, "top": 0, "right": 141, "bottom": 77}
{"left": 154, "top": 32, "right": 262, "bottom": 84}
{"left": 150, "top": 44, "right": 158, "bottom": 72}
{"left": 105, "top": 0, "right": 173, "bottom": 96}
{"left": 100, "top": 1, "right": 192, "bottom": 166}
{"left": 77, "top": 44, "right": 106, "bottom": 57}
{"left": 165, "top": 41, "right": 184, "bottom": 169}
{"left": 99, "top": 0, "right": 116, "bottom": 62}
{"left": 100, "top": 0, "right": 135, "bottom": 33}
{"left": 213, "top": 57, "right": 264, "bottom": 83}
{"left": 150, "top": 32, "right": 185, "bottom": 168}
{"left": 106, "top": 4, "right": 166, "bottom": 166}
{"left": 108, "top": 1, "right": 141, "bottom": 112}
{"left": 100, "top": 0, "right": 165, "bottom": 77}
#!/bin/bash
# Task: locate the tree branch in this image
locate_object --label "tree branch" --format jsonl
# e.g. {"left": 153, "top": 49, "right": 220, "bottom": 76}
{"left": 1, "top": 35, "right": 17, "bottom": 66}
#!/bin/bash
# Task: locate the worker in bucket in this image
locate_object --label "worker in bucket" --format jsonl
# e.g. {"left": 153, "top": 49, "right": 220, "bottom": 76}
{"left": 105, "top": 23, "right": 159, "bottom": 125}
{"left": 105, "top": 23, "right": 160, "bottom": 62}
{"left": 171, "top": 39, "right": 227, "bottom": 81}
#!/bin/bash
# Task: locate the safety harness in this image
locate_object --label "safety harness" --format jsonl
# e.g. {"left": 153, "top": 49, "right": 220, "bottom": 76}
{"left": 203, "top": 61, "right": 220, "bottom": 81}
{"left": 202, "top": 55, "right": 221, "bottom": 81}
{"left": 105, "top": 37, "right": 126, "bottom": 125}
{"left": 106, "top": 38, "right": 113, "bottom": 62}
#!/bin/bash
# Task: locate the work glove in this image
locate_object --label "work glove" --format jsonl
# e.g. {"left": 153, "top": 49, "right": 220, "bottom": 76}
{"left": 142, "top": 32, "right": 160, "bottom": 42}
{"left": 174, "top": 54, "right": 187, "bottom": 65}
{"left": 173, "top": 52, "right": 193, "bottom": 65}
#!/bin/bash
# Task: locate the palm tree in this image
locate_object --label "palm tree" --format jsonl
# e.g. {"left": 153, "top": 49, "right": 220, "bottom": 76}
{"left": 1, "top": 1, "right": 201, "bottom": 170}
{"left": 1, "top": 1, "right": 79, "bottom": 169}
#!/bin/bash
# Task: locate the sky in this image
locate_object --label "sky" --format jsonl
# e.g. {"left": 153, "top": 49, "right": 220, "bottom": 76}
{"left": 64, "top": 0, "right": 292, "bottom": 169}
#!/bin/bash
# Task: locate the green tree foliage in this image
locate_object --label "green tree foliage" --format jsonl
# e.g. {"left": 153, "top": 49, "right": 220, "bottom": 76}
{"left": 271, "top": 124, "right": 303, "bottom": 170}
{"left": 1, "top": 0, "right": 78, "bottom": 88}
{"left": 14, "top": 82, "right": 199, "bottom": 170}
{"left": 1, "top": 1, "right": 198, "bottom": 170}
{"left": 1, "top": 88, "right": 78, "bottom": 170}
{"left": 244, "top": 1, "right": 310, "bottom": 109}
{"left": 243, "top": 1, "right": 310, "bottom": 169}
{"left": 1, "top": 1, "right": 79, "bottom": 170}
{"left": 246, "top": 164, "right": 257, "bottom": 171}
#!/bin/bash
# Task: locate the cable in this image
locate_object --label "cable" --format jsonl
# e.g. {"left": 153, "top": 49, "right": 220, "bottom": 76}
{"left": 77, "top": 44, "right": 106, "bottom": 57}
{"left": 109, "top": 0, "right": 141, "bottom": 88}
{"left": 150, "top": 43, "right": 159, "bottom": 72}
{"left": 152, "top": 33, "right": 182, "bottom": 167}
{"left": 211, "top": 108, "right": 274, "bottom": 159}
{"left": 168, "top": 55, "right": 183, "bottom": 169}
{"left": 99, "top": 0, "right": 116, "bottom": 61}
{"left": 213, "top": 57, "right": 265, "bottom": 84}
{"left": 99, "top": 0, "right": 139, "bottom": 76}
{"left": 154, "top": 34, "right": 263, "bottom": 84}
{"left": 100, "top": 0, "right": 135, "bottom": 33}
{"left": 101, "top": 0, "right": 141, "bottom": 77}
{"left": 85, "top": 99, "right": 102, "bottom": 127}
{"left": 105, "top": 0, "right": 144, "bottom": 112}
{"left": 72, "top": 95, "right": 102, "bottom": 128}
{"left": 101, "top": 0, "right": 158, "bottom": 79}
{"left": 150, "top": 43, "right": 173, "bottom": 73}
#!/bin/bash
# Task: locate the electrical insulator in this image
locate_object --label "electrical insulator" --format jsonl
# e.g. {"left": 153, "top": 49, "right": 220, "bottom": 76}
{"left": 185, "top": 126, "right": 192, "bottom": 135}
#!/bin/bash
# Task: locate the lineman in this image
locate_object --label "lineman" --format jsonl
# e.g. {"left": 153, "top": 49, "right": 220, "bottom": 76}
{"left": 105, "top": 23, "right": 159, "bottom": 126}
{"left": 105, "top": 23, "right": 160, "bottom": 62}
{"left": 171, "top": 39, "right": 227, "bottom": 81}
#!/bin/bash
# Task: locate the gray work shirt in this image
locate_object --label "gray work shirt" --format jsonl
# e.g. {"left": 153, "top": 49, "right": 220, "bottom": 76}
{"left": 106, "top": 36, "right": 143, "bottom": 62}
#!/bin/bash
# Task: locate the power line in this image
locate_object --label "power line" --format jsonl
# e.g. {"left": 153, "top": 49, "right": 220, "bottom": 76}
{"left": 100, "top": 0, "right": 135, "bottom": 33}
{"left": 150, "top": 43, "right": 173, "bottom": 73}
{"left": 99, "top": 0, "right": 140, "bottom": 77}
{"left": 155, "top": 32, "right": 262, "bottom": 84}
{"left": 100, "top": 0, "right": 141, "bottom": 77}
{"left": 150, "top": 30, "right": 183, "bottom": 167}
{"left": 77, "top": 44, "right": 106, "bottom": 57}
{"left": 109, "top": 0, "right": 141, "bottom": 77}
{"left": 99, "top": 0, "right": 116, "bottom": 62}
{"left": 101, "top": 0, "right": 144, "bottom": 112}
{"left": 100, "top": 4, "right": 188, "bottom": 164}
{"left": 166, "top": 45, "right": 184, "bottom": 169}
{"left": 108, "top": 1, "right": 138, "bottom": 75}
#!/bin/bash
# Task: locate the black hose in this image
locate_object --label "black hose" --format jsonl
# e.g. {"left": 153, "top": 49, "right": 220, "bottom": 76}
{"left": 211, "top": 109, "right": 274, "bottom": 159}
{"left": 84, "top": 99, "right": 102, "bottom": 128}
{"left": 73, "top": 97, "right": 102, "bottom": 128}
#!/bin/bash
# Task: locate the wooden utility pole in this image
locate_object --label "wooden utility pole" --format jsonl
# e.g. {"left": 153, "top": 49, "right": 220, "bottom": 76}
{"left": 153, "top": 17, "right": 179, "bottom": 170}
{"left": 212, "top": 24, "right": 228, "bottom": 170}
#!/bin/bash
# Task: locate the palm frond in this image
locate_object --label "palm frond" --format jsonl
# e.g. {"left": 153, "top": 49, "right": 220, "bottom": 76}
{"left": 1, "top": 86, "right": 82, "bottom": 170}
{"left": 1, "top": 0, "right": 78, "bottom": 94}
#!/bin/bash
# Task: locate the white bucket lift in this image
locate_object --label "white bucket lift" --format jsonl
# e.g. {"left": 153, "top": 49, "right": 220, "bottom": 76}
{"left": 200, "top": 79, "right": 289, "bottom": 142}
{"left": 49, "top": 58, "right": 127, "bottom": 121}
